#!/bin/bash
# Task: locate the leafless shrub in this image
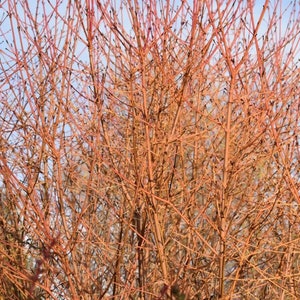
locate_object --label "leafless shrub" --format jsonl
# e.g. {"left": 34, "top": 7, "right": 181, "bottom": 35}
{"left": 0, "top": 0, "right": 299, "bottom": 299}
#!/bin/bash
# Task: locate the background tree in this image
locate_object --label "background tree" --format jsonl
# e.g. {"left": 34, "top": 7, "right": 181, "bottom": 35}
{"left": 0, "top": 0, "right": 299, "bottom": 299}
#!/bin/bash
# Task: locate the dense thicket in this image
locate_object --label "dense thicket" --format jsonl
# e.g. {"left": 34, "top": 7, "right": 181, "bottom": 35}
{"left": 0, "top": 1, "right": 299, "bottom": 299}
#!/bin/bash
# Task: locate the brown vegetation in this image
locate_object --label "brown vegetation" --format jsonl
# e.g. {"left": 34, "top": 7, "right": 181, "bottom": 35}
{"left": 0, "top": 0, "right": 299, "bottom": 299}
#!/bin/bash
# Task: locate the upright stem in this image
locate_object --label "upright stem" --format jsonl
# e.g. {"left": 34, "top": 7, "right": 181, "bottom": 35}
{"left": 141, "top": 63, "right": 169, "bottom": 284}
{"left": 219, "top": 75, "right": 235, "bottom": 298}
{"left": 127, "top": 0, "right": 169, "bottom": 287}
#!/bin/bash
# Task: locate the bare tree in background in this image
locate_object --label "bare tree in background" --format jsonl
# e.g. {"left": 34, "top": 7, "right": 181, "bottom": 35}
{"left": 0, "top": 0, "right": 299, "bottom": 299}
